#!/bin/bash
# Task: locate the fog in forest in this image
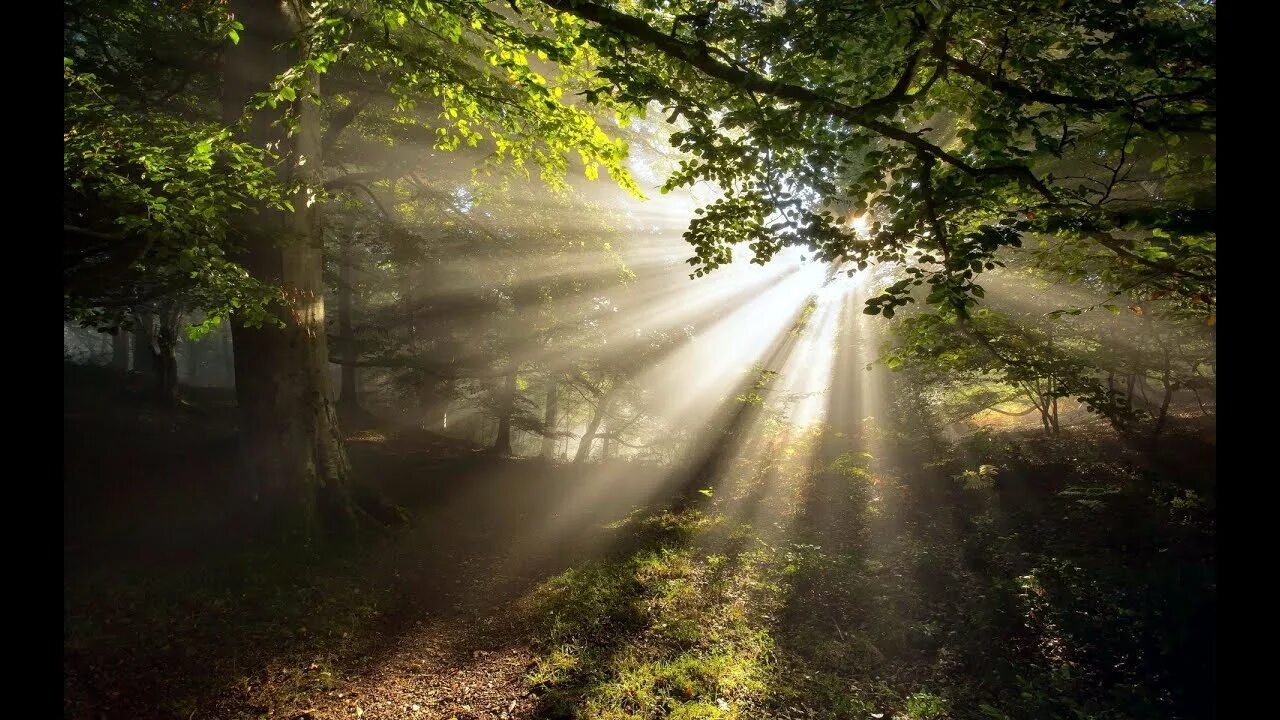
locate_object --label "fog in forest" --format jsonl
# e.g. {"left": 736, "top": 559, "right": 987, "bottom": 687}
{"left": 65, "top": 1, "right": 1215, "bottom": 719}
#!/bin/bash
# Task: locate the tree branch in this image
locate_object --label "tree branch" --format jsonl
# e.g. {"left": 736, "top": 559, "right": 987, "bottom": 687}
{"left": 535, "top": 0, "right": 1053, "bottom": 197}
{"left": 321, "top": 95, "right": 371, "bottom": 156}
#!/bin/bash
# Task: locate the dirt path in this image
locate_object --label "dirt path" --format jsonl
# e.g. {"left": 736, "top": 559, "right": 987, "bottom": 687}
{"left": 292, "top": 609, "right": 538, "bottom": 720}
{"left": 64, "top": 420, "right": 679, "bottom": 720}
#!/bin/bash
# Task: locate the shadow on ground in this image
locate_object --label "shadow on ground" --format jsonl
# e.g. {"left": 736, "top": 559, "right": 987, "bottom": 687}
{"left": 64, "top": 362, "right": 1215, "bottom": 720}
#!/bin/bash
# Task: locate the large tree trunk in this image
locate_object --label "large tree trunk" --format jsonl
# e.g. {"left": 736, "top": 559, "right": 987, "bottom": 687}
{"left": 541, "top": 377, "right": 558, "bottom": 459}
{"left": 223, "top": 0, "right": 353, "bottom": 542}
{"left": 337, "top": 227, "right": 359, "bottom": 411}
{"left": 494, "top": 369, "right": 518, "bottom": 456}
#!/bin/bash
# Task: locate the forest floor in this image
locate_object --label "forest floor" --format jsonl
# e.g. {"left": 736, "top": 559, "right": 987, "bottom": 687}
{"left": 64, "top": 366, "right": 1216, "bottom": 720}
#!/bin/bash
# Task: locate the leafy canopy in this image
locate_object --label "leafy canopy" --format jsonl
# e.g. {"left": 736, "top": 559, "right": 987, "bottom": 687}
{"left": 528, "top": 0, "right": 1214, "bottom": 314}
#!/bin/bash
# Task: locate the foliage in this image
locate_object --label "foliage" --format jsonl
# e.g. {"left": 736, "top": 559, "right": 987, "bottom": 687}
{"left": 64, "top": 0, "right": 645, "bottom": 336}
{"left": 64, "top": 60, "right": 288, "bottom": 332}
{"left": 532, "top": 0, "right": 1214, "bottom": 306}
{"left": 880, "top": 249, "right": 1213, "bottom": 436}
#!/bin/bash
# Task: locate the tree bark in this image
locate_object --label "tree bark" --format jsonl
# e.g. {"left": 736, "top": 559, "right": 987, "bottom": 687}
{"left": 223, "top": 0, "right": 354, "bottom": 542}
{"left": 494, "top": 369, "right": 518, "bottom": 456}
{"left": 1152, "top": 344, "right": 1174, "bottom": 441}
{"left": 1019, "top": 381, "right": 1051, "bottom": 435}
{"left": 541, "top": 376, "right": 558, "bottom": 459}
{"left": 154, "top": 302, "right": 182, "bottom": 407}
{"left": 221, "top": 322, "right": 235, "bottom": 388}
{"left": 574, "top": 387, "right": 613, "bottom": 463}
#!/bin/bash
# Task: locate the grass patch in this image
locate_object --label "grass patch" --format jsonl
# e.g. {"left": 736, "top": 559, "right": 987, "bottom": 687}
{"left": 519, "top": 508, "right": 792, "bottom": 719}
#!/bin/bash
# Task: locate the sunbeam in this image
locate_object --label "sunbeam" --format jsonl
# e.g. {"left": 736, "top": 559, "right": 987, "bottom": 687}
{"left": 64, "top": 3, "right": 1215, "bottom": 718}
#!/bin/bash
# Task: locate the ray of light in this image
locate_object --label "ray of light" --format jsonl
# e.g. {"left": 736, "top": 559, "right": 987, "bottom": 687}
{"left": 495, "top": 255, "right": 832, "bottom": 558}
{"left": 766, "top": 278, "right": 853, "bottom": 428}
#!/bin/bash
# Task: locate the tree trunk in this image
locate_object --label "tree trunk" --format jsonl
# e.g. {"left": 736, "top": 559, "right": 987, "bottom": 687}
{"left": 541, "top": 377, "right": 558, "bottom": 459}
{"left": 132, "top": 310, "right": 154, "bottom": 375}
{"left": 399, "top": 244, "right": 418, "bottom": 351}
{"left": 574, "top": 388, "right": 613, "bottom": 463}
{"left": 1022, "top": 381, "right": 1051, "bottom": 435}
{"left": 221, "top": 323, "right": 235, "bottom": 387}
{"left": 337, "top": 227, "right": 359, "bottom": 410}
{"left": 1152, "top": 346, "right": 1174, "bottom": 441}
{"left": 111, "top": 329, "right": 130, "bottom": 371}
{"left": 426, "top": 378, "right": 452, "bottom": 432}
{"left": 223, "top": 0, "right": 353, "bottom": 542}
{"left": 494, "top": 369, "right": 518, "bottom": 456}
{"left": 154, "top": 303, "right": 182, "bottom": 407}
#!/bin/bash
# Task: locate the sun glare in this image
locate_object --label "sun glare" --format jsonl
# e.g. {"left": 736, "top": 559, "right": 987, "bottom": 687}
{"left": 849, "top": 213, "right": 870, "bottom": 234}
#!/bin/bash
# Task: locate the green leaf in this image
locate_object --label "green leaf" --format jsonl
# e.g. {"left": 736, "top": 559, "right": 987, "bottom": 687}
{"left": 978, "top": 703, "right": 1010, "bottom": 720}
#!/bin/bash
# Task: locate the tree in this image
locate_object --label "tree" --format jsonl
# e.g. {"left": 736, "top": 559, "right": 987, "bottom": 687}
{"left": 66, "top": 0, "right": 642, "bottom": 538}
{"left": 63, "top": 47, "right": 287, "bottom": 334}
{"left": 218, "top": 0, "right": 357, "bottom": 539}
{"left": 336, "top": 222, "right": 361, "bottom": 413}
{"left": 525, "top": 0, "right": 1214, "bottom": 417}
